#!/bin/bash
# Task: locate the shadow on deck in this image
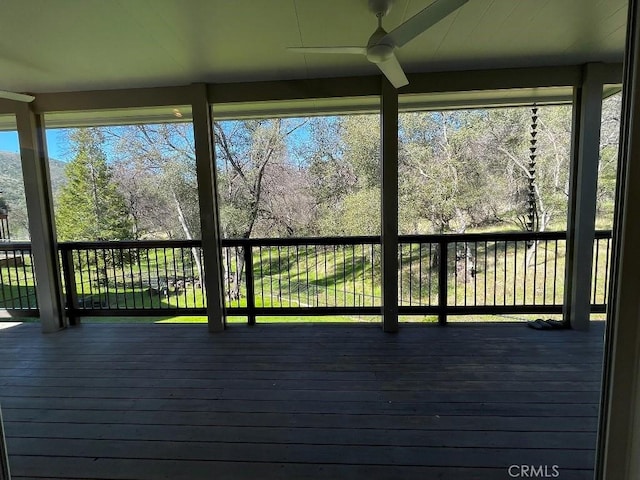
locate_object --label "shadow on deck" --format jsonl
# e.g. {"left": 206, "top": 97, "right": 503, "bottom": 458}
{"left": 0, "top": 321, "right": 605, "bottom": 479}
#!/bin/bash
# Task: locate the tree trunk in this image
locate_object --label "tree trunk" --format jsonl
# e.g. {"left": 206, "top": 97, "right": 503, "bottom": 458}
{"left": 172, "top": 191, "right": 204, "bottom": 292}
{"left": 230, "top": 246, "right": 245, "bottom": 301}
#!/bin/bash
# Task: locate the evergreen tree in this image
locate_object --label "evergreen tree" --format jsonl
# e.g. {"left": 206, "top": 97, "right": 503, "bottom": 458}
{"left": 55, "top": 128, "right": 132, "bottom": 241}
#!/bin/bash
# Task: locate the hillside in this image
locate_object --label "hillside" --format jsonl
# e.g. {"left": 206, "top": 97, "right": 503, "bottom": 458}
{"left": 0, "top": 151, "right": 67, "bottom": 239}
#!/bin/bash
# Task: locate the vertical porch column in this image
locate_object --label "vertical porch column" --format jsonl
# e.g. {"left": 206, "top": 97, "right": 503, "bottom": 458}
{"left": 597, "top": 0, "right": 640, "bottom": 477}
{"left": 191, "top": 84, "right": 226, "bottom": 332}
{"left": 381, "top": 78, "right": 399, "bottom": 333}
{"left": 563, "top": 63, "right": 606, "bottom": 331}
{"left": 15, "top": 103, "right": 66, "bottom": 332}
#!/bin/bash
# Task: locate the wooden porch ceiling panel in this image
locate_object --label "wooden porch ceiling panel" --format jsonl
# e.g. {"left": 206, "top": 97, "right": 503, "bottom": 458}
{"left": 0, "top": 0, "right": 628, "bottom": 95}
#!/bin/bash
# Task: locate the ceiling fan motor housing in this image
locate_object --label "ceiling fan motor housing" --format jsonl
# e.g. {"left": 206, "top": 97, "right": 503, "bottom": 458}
{"left": 368, "top": 0, "right": 394, "bottom": 16}
{"left": 366, "top": 43, "right": 394, "bottom": 63}
{"left": 366, "top": 26, "right": 394, "bottom": 63}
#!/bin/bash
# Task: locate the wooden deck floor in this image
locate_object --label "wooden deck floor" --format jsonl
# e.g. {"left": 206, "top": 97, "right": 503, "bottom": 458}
{"left": 0, "top": 321, "right": 604, "bottom": 479}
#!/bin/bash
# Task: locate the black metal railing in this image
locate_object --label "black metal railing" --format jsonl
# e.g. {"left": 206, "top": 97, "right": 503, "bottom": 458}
{"left": 58, "top": 240, "right": 206, "bottom": 318}
{"left": 398, "top": 230, "right": 611, "bottom": 323}
{"left": 221, "top": 236, "right": 380, "bottom": 323}
{"left": 0, "top": 242, "right": 38, "bottom": 314}
{"left": 0, "top": 230, "right": 614, "bottom": 323}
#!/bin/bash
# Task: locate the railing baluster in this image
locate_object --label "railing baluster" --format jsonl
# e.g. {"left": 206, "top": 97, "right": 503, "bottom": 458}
{"left": 19, "top": 248, "right": 30, "bottom": 308}
{"left": 427, "top": 243, "right": 432, "bottom": 305}
{"left": 304, "top": 245, "right": 311, "bottom": 306}
{"left": 342, "top": 245, "right": 347, "bottom": 307}
{"left": 118, "top": 248, "right": 129, "bottom": 309}
{"left": 110, "top": 247, "right": 118, "bottom": 308}
{"left": 190, "top": 248, "right": 197, "bottom": 308}
{"left": 542, "top": 240, "right": 548, "bottom": 305}
{"left": 462, "top": 242, "right": 469, "bottom": 307}
{"left": 463, "top": 242, "right": 468, "bottom": 307}
{"left": 153, "top": 248, "right": 161, "bottom": 309}
{"left": 360, "top": 246, "right": 364, "bottom": 308}
{"left": 418, "top": 243, "right": 423, "bottom": 307}
{"left": 258, "top": 246, "right": 264, "bottom": 308}
{"left": 408, "top": 243, "right": 413, "bottom": 306}
{"left": 513, "top": 240, "right": 518, "bottom": 305}
{"left": 473, "top": 241, "right": 478, "bottom": 307}
{"left": 533, "top": 239, "right": 538, "bottom": 305}
{"left": 493, "top": 241, "right": 497, "bottom": 306}
{"left": 143, "top": 247, "right": 151, "bottom": 307}
{"left": 483, "top": 241, "right": 488, "bottom": 307}
{"left": 553, "top": 240, "right": 559, "bottom": 304}
{"left": 170, "top": 246, "right": 178, "bottom": 311}
{"left": 369, "top": 244, "right": 373, "bottom": 307}
{"left": 0, "top": 254, "right": 7, "bottom": 308}
{"left": 354, "top": 245, "right": 358, "bottom": 308}
{"left": 134, "top": 247, "right": 143, "bottom": 309}
{"left": 244, "top": 245, "right": 256, "bottom": 325}
{"left": 593, "top": 238, "right": 600, "bottom": 304}
{"left": 23, "top": 248, "right": 38, "bottom": 309}
{"left": 398, "top": 244, "right": 403, "bottom": 307}
{"left": 14, "top": 248, "right": 23, "bottom": 310}
{"left": 523, "top": 240, "right": 528, "bottom": 305}
{"left": 268, "top": 246, "right": 274, "bottom": 306}
{"left": 453, "top": 241, "right": 458, "bottom": 307}
{"left": 604, "top": 238, "right": 611, "bottom": 305}
{"left": 126, "top": 247, "right": 135, "bottom": 310}
{"left": 502, "top": 241, "right": 507, "bottom": 305}
{"left": 61, "top": 247, "right": 79, "bottom": 324}
{"left": 5, "top": 249, "right": 14, "bottom": 308}
{"left": 438, "top": 239, "right": 447, "bottom": 325}
{"left": 180, "top": 247, "right": 188, "bottom": 308}
{"left": 277, "top": 246, "right": 283, "bottom": 306}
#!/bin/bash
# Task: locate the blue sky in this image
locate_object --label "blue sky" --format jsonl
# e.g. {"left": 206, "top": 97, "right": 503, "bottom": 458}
{"left": 0, "top": 117, "right": 326, "bottom": 165}
{"left": 0, "top": 129, "right": 69, "bottom": 161}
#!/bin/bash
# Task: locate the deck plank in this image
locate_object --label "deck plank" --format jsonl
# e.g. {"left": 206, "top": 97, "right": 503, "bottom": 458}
{"left": 0, "top": 321, "right": 605, "bottom": 479}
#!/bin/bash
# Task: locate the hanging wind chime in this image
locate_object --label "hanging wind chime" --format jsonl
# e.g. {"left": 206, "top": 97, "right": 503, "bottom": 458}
{"left": 527, "top": 105, "right": 539, "bottom": 234}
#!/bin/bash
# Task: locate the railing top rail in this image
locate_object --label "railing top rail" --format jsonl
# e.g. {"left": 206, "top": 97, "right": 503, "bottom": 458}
{"left": 58, "top": 239, "right": 203, "bottom": 249}
{"left": 0, "top": 242, "right": 33, "bottom": 250}
{"left": 594, "top": 230, "right": 613, "bottom": 239}
{"left": 221, "top": 235, "right": 381, "bottom": 247}
{"left": 399, "top": 229, "right": 612, "bottom": 243}
{"left": 53, "top": 230, "right": 613, "bottom": 250}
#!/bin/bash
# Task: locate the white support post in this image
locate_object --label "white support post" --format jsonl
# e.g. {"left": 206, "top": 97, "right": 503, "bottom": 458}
{"left": 596, "top": 0, "right": 640, "bottom": 477}
{"left": 563, "top": 63, "right": 605, "bottom": 331}
{"left": 15, "top": 103, "right": 66, "bottom": 333}
{"left": 191, "top": 84, "right": 226, "bottom": 332}
{"left": 381, "top": 78, "right": 399, "bottom": 333}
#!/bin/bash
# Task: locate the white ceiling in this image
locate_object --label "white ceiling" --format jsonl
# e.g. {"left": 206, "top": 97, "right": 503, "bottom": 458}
{"left": 0, "top": 0, "right": 628, "bottom": 95}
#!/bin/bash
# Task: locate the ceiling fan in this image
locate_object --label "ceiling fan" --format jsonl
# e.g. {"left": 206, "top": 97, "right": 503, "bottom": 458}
{"left": 0, "top": 90, "right": 35, "bottom": 103}
{"left": 289, "top": 0, "right": 469, "bottom": 89}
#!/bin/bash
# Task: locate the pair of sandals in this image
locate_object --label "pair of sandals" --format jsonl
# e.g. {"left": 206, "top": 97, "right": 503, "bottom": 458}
{"left": 527, "top": 318, "right": 569, "bottom": 330}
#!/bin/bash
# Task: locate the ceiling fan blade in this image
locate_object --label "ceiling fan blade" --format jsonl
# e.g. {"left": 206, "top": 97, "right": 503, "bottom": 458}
{"left": 383, "top": 0, "right": 469, "bottom": 48}
{"left": 0, "top": 90, "right": 35, "bottom": 103}
{"left": 288, "top": 46, "right": 367, "bottom": 55}
{"left": 376, "top": 54, "right": 409, "bottom": 89}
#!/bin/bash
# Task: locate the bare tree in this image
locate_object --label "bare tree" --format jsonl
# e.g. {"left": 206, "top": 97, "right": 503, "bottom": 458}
{"left": 214, "top": 118, "right": 309, "bottom": 299}
{"left": 107, "top": 123, "right": 204, "bottom": 287}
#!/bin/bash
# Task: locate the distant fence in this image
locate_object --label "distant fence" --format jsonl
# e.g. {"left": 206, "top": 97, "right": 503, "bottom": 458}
{"left": 0, "top": 230, "right": 613, "bottom": 323}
